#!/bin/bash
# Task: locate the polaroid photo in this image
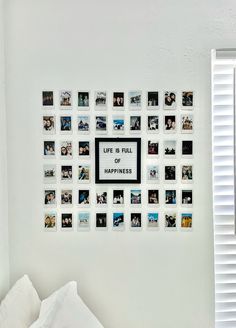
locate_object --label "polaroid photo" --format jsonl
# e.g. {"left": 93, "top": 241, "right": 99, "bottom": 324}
{"left": 77, "top": 115, "right": 90, "bottom": 134}
{"left": 130, "top": 213, "right": 142, "bottom": 230}
{"left": 43, "top": 141, "right": 55, "bottom": 158}
{"left": 43, "top": 116, "right": 56, "bottom": 134}
{"left": 60, "top": 116, "right": 72, "bottom": 134}
{"left": 164, "top": 165, "right": 176, "bottom": 183}
{"left": 59, "top": 90, "right": 72, "bottom": 109}
{"left": 43, "top": 164, "right": 56, "bottom": 184}
{"left": 129, "top": 91, "right": 142, "bottom": 110}
{"left": 95, "top": 91, "right": 107, "bottom": 109}
{"left": 181, "top": 165, "right": 193, "bottom": 183}
{"left": 112, "top": 116, "right": 125, "bottom": 134}
{"left": 130, "top": 189, "right": 141, "bottom": 206}
{"left": 77, "top": 212, "right": 90, "bottom": 231}
{"left": 78, "top": 189, "right": 90, "bottom": 207}
{"left": 113, "top": 189, "right": 124, "bottom": 206}
{"left": 95, "top": 116, "right": 107, "bottom": 134}
{"left": 96, "top": 212, "right": 108, "bottom": 230}
{"left": 148, "top": 190, "right": 159, "bottom": 205}
{"left": 164, "top": 140, "right": 176, "bottom": 158}
{"left": 165, "top": 212, "right": 177, "bottom": 230}
{"left": 147, "top": 165, "right": 160, "bottom": 183}
{"left": 44, "top": 211, "right": 57, "bottom": 232}
{"left": 182, "top": 140, "right": 193, "bottom": 158}
{"left": 164, "top": 115, "right": 176, "bottom": 133}
{"left": 130, "top": 116, "right": 141, "bottom": 132}
{"left": 147, "top": 140, "right": 159, "bottom": 157}
{"left": 163, "top": 91, "right": 176, "bottom": 110}
{"left": 113, "top": 92, "right": 124, "bottom": 109}
{"left": 61, "top": 165, "right": 73, "bottom": 183}
{"left": 165, "top": 190, "right": 177, "bottom": 206}
{"left": 78, "top": 91, "right": 89, "bottom": 109}
{"left": 181, "top": 213, "right": 193, "bottom": 230}
{"left": 182, "top": 91, "right": 194, "bottom": 109}
{"left": 147, "top": 91, "right": 159, "bottom": 109}
{"left": 61, "top": 189, "right": 73, "bottom": 206}
{"left": 147, "top": 116, "right": 159, "bottom": 133}
{"left": 78, "top": 164, "right": 90, "bottom": 183}
{"left": 113, "top": 212, "right": 125, "bottom": 231}
{"left": 42, "top": 91, "right": 54, "bottom": 109}
{"left": 96, "top": 189, "right": 108, "bottom": 206}
{"left": 44, "top": 189, "right": 56, "bottom": 207}
{"left": 181, "top": 114, "right": 193, "bottom": 133}
{"left": 60, "top": 141, "right": 72, "bottom": 159}
{"left": 181, "top": 189, "right": 193, "bottom": 207}
{"left": 78, "top": 141, "right": 90, "bottom": 158}
{"left": 147, "top": 213, "right": 159, "bottom": 230}
{"left": 61, "top": 213, "right": 73, "bottom": 231}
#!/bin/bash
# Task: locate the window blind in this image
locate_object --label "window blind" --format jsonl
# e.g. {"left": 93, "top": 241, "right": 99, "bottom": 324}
{"left": 212, "top": 49, "right": 236, "bottom": 328}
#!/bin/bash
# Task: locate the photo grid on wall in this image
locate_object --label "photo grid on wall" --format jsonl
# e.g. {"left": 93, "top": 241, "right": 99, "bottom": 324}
{"left": 42, "top": 90, "right": 194, "bottom": 232}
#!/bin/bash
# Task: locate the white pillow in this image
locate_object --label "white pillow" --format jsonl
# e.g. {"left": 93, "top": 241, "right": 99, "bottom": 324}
{"left": 30, "top": 281, "right": 103, "bottom": 328}
{"left": 0, "top": 274, "right": 41, "bottom": 328}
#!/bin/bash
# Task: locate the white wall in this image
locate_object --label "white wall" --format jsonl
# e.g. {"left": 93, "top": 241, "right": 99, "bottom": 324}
{"left": 5, "top": 0, "right": 236, "bottom": 327}
{"left": 0, "top": 0, "right": 9, "bottom": 300}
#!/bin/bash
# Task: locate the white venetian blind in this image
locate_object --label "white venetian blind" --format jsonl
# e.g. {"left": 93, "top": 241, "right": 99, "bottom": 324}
{"left": 212, "top": 49, "right": 236, "bottom": 328}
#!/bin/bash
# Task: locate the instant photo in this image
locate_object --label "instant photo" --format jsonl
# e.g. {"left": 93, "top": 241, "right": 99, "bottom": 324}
{"left": 130, "top": 116, "right": 141, "bottom": 132}
{"left": 164, "top": 91, "right": 176, "bottom": 109}
{"left": 164, "top": 140, "right": 176, "bottom": 157}
{"left": 44, "top": 141, "right": 55, "bottom": 158}
{"left": 147, "top": 91, "right": 159, "bottom": 109}
{"left": 77, "top": 116, "right": 90, "bottom": 133}
{"left": 182, "top": 165, "right": 193, "bottom": 182}
{"left": 147, "top": 116, "right": 159, "bottom": 132}
{"left": 113, "top": 190, "right": 124, "bottom": 205}
{"left": 78, "top": 91, "right": 89, "bottom": 108}
{"left": 61, "top": 213, "right": 73, "bottom": 230}
{"left": 182, "top": 140, "right": 193, "bottom": 156}
{"left": 130, "top": 189, "right": 141, "bottom": 205}
{"left": 165, "top": 212, "right": 177, "bottom": 230}
{"left": 78, "top": 141, "right": 90, "bottom": 157}
{"left": 130, "top": 213, "right": 142, "bottom": 229}
{"left": 148, "top": 190, "right": 159, "bottom": 205}
{"left": 43, "top": 164, "right": 56, "bottom": 183}
{"left": 61, "top": 189, "right": 73, "bottom": 206}
{"left": 165, "top": 190, "right": 177, "bottom": 206}
{"left": 44, "top": 212, "right": 57, "bottom": 231}
{"left": 129, "top": 91, "right": 142, "bottom": 109}
{"left": 60, "top": 141, "right": 72, "bottom": 159}
{"left": 113, "top": 213, "right": 124, "bottom": 230}
{"left": 44, "top": 190, "right": 56, "bottom": 206}
{"left": 78, "top": 212, "right": 90, "bottom": 231}
{"left": 43, "top": 116, "right": 55, "bottom": 134}
{"left": 78, "top": 190, "right": 90, "bottom": 206}
{"left": 147, "top": 165, "right": 159, "bottom": 182}
{"left": 96, "top": 116, "right": 107, "bottom": 134}
{"left": 60, "top": 116, "right": 72, "bottom": 133}
{"left": 113, "top": 92, "right": 124, "bottom": 108}
{"left": 147, "top": 213, "right": 159, "bottom": 229}
{"left": 96, "top": 213, "right": 107, "bottom": 229}
{"left": 164, "top": 115, "right": 176, "bottom": 133}
{"left": 95, "top": 91, "right": 107, "bottom": 109}
{"left": 181, "top": 213, "right": 192, "bottom": 229}
{"left": 113, "top": 116, "right": 125, "bottom": 133}
{"left": 59, "top": 90, "right": 72, "bottom": 108}
{"left": 96, "top": 190, "right": 108, "bottom": 205}
{"left": 182, "top": 91, "right": 193, "bottom": 109}
{"left": 42, "top": 91, "right": 54, "bottom": 108}
{"left": 61, "top": 165, "right": 73, "bottom": 182}
{"left": 181, "top": 190, "right": 193, "bottom": 206}
{"left": 181, "top": 115, "right": 193, "bottom": 133}
{"left": 78, "top": 165, "right": 90, "bottom": 183}
{"left": 148, "top": 140, "right": 159, "bottom": 156}
{"left": 165, "top": 166, "right": 176, "bottom": 182}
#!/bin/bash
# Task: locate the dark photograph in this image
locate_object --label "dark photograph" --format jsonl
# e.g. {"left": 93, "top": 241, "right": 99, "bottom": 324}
{"left": 42, "top": 91, "right": 53, "bottom": 106}
{"left": 182, "top": 140, "right": 193, "bottom": 155}
{"left": 147, "top": 91, "right": 159, "bottom": 107}
{"left": 113, "top": 92, "right": 124, "bottom": 107}
{"left": 165, "top": 166, "right": 176, "bottom": 181}
{"left": 61, "top": 213, "right": 73, "bottom": 228}
{"left": 96, "top": 213, "right": 107, "bottom": 228}
{"left": 165, "top": 190, "right": 177, "bottom": 205}
{"left": 78, "top": 92, "right": 89, "bottom": 107}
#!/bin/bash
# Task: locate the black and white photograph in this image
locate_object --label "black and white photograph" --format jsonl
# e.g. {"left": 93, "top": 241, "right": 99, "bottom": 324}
{"left": 147, "top": 213, "right": 159, "bottom": 229}
{"left": 129, "top": 91, "right": 142, "bottom": 109}
{"left": 77, "top": 212, "right": 90, "bottom": 231}
{"left": 96, "top": 213, "right": 107, "bottom": 229}
{"left": 43, "top": 116, "right": 55, "bottom": 134}
{"left": 148, "top": 190, "right": 159, "bottom": 204}
{"left": 147, "top": 165, "right": 159, "bottom": 182}
{"left": 165, "top": 212, "right": 177, "bottom": 229}
{"left": 60, "top": 116, "right": 72, "bottom": 133}
{"left": 130, "top": 116, "right": 141, "bottom": 131}
{"left": 113, "top": 190, "right": 124, "bottom": 205}
{"left": 78, "top": 165, "right": 90, "bottom": 182}
{"left": 60, "top": 141, "right": 72, "bottom": 159}
{"left": 44, "top": 212, "right": 57, "bottom": 231}
{"left": 61, "top": 189, "right": 73, "bottom": 205}
{"left": 61, "top": 165, "right": 73, "bottom": 182}
{"left": 147, "top": 116, "right": 159, "bottom": 132}
{"left": 42, "top": 91, "right": 54, "bottom": 108}
{"left": 59, "top": 90, "right": 72, "bottom": 108}
{"left": 95, "top": 91, "right": 107, "bottom": 109}
{"left": 77, "top": 116, "right": 90, "bottom": 133}
{"left": 181, "top": 114, "right": 193, "bottom": 133}
{"left": 164, "top": 91, "right": 176, "bottom": 109}
{"left": 113, "top": 92, "right": 124, "bottom": 108}
{"left": 78, "top": 190, "right": 90, "bottom": 205}
{"left": 78, "top": 141, "right": 90, "bottom": 157}
{"left": 112, "top": 116, "right": 125, "bottom": 133}
{"left": 182, "top": 190, "right": 193, "bottom": 206}
{"left": 43, "top": 164, "right": 56, "bottom": 184}
{"left": 165, "top": 190, "right": 177, "bottom": 205}
{"left": 164, "top": 140, "right": 176, "bottom": 157}
{"left": 164, "top": 115, "right": 176, "bottom": 133}
{"left": 44, "top": 190, "right": 56, "bottom": 206}
{"left": 182, "top": 91, "right": 193, "bottom": 108}
{"left": 61, "top": 213, "right": 73, "bottom": 229}
{"left": 96, "top": 116, "right": 107, "bottom": 133}
{"left": 182, "top": 140, "right": 193, "bottom": 156}
{"left": 78, "top": 91, "right": 89, "bottom": 108}
{"left": 165, "top": 165, "right": 176, "bottom": 182}
{"left": 182, "top": 165, "right": 193, "bottom": 182}
{"left": 147, "top": 91, "right": 159, "bottom": 109}
{"left": 96, "top": 190, "right": 107, "bottom": 205}
{"left": 130, "top": 213, "right": 142, "bottom": 229}
{"left": 113, "top": 213, "right": 124, "bottom": 230}
{"left": 44, "top": 141, "right": 55, "bottom": 157}
{"left": 130, "top": 189, "right": 141, "bottom": 205}
{"left": 148, "top": 140, "right": 159, "bottom": 156}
